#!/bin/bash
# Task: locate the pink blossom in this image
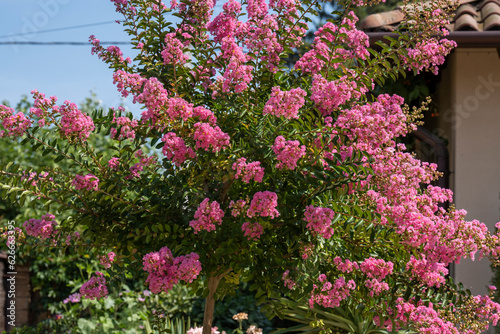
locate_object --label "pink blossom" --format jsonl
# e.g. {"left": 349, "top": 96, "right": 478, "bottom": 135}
{"left": 229, "top": 199, "right": 247, "bottom": 217}
{"left": 23, "top": 213, "right": 57, "bottom": 240}
{"left": 309, "top": 276, "right": 356, "bottom": 308}
{"left": 282, "top": 270, "right": 296, "bottom": 289}
{"left": 58, "top": 101, "right": 95, "bottom": 141}
{"left": 111, "top": 116, "right": 138, "bottom": 140}
{"left": 247, "top": 191, "right": 279, "bottom": 219}
{"left": 360, "top": 257, "right": 393, "bottom": 280}
{"left": 232, "top": 158, "right": 264, "bottom": 183}
{"left": 63, "top": 293, "right": 81, "bottom": 304}
{"left": 108, "top": 157, "right": 120, "bottom": 170}
{"left": 161, "top": 33, "right": 189, "bottom": 66}
{"left": 0, "top": 105, "right": 32, "bottom": 138}
{"left": 80, "top": 272, "right": 108, "bottom": 300}
{"left": 241, "top": 222, "right": 264, "bottom": 240}
{"left": 161, "top": 132, "right": 196, "bottom": 165}
{"left": 311, "top": 74, "right": 367, "bottom": 116}
{"left": 405, "top": 38, "right": 456, "bottom": 75}
{"left": 143, "top": 246, "right": 202, "bottom": 294}
{"left": 272, "top": 136, "right": 305, "bottom": 170}
{"left": 263, "top": 87, "right": 306, "bottom": 119}
{"left": 72, "top": 174, "right": 99, "bottom": 191}
{"left": 304, "top": 206, "right": 335, "bottom": 239}
{"left": 193, "top": 122, "right": 230, "bottom": 152}
{"left": 99, "top": 252, "right": 116, "bottom": 269}
{"left": 189, "top": 198, "right": 225, "bottom": 233}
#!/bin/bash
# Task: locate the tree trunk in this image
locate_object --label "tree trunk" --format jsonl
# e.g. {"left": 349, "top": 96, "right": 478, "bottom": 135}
{"left": 202, "top": 275, "right": 222, "bottom": 334}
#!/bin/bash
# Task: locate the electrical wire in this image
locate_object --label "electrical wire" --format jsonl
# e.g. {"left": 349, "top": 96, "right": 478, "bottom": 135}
{"left": 0, "top": 41, "right": 130, "bottom": 45}
{"left": 0, "top": 21, "right": 120, "bottom": 39}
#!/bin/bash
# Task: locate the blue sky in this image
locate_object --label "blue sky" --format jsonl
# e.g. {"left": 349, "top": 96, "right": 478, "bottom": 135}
{"left": 0, "top": 0, "right": 147, "bottom": 113}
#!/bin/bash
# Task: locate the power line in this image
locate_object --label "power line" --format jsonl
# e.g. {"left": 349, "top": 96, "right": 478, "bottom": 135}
{"left": 0, "top": 41, "right": 130, "bottom": 46}
{"left": 0, "top": 21, "right": 120, "bottom": 39}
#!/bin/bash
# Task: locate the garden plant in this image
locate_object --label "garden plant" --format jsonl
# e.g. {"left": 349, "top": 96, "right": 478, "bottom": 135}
{"left": 1, "top": 0, "right": 500, "bottom": 333}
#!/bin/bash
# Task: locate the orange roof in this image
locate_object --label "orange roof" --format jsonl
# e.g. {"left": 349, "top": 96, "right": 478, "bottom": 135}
{"left": 360, "top": 0, "right": 500, "bottom": 32}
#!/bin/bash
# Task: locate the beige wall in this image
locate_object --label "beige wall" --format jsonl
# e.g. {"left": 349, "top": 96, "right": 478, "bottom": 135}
{"left": 436, "top": 48, "right": 500, "bottom": 297}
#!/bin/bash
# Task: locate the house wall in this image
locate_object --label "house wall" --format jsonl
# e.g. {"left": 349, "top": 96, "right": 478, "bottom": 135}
{"left": 436, "top": 48, "right": 500, "bottom": 296}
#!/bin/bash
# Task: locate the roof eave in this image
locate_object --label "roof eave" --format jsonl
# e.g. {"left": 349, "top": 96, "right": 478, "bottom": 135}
{"left": 366, "top": 31, "right": 500, "bottom": 48}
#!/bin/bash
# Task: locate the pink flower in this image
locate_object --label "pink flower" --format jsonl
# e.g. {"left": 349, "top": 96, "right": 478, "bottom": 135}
{"left": 247, "top": 191, "right": 279, "bottom": 219}
{"left": 189, "top": 198, "right": 225, "bottom": 233}
{"left": 58, "top": 101, "right": 95, "bottom": 141}
{"left": 99, "top": 252, "right": 116, "bottom": 269}
{"left": 272, "top": 136, "right": 305, "bottom": 170}
{"left": 161, "top": 33, "right": 189, "bottom": 66}
{"left": 72, "top": 174, "right": 99, "bottom": 191}
{"left": 241, "top": 222, "right": 264, "bottom": 240}
{"left": 304, "top": 206, "right": 335, "bottom": 239}
{"left": 232, "top": 158, "right": 264, "bottom": 183}
{"left": 143, "top": 247, "right": 202, "bottom": 294}
{"left": 229, "top": 199, "right": 247, "bottom": 217}
{"left": 161, "top": 132, "right": 196, "bottom": 165}
{"left": 263, "top": 87, "right": 306, "bottom": 119}
{"left": 80, "top": 272, "right": 108, "bottom": 300}
{"left": 193, "top": 123, "right": 230, "bottom": 152}
{"left": 359, "top": 257, "right": 394, "bottom": 280}
{"left": 23, "top": 213, "right": 57, "bottom": 240}
{"left": 0, "top": 105, "right": 32, "bottom": 138}
{"left": 108, "top": 157, "right": 120, "bottom": 170}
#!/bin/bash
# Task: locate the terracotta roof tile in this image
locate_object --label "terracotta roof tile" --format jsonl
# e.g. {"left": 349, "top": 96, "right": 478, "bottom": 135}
{"left": 360, "top": 0, "right": 500, "bottom": 32}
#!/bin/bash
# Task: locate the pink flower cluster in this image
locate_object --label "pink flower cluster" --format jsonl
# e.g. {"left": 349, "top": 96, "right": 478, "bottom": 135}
{"left": 232, "top": 158, "right": 264, "bottom": 183}
{"left": 110, "top": 116, "right": 138, "bottom": 140}
{"left": 272, "top": 136, "right": 306, "bottom": 170}
{"left": 72, "top": 174, "right": 99, "bottom": 191}
{"left": 406, "top": 255, "right": 448, "bottom": 288}
{"left": 189, "top": 198, "right": 225, "bottom": 233}
{"left": 30, "top": 90, "right": 57, "bottom": 121}
{"left": 229, "top": 199, "right": 247, "bottom": 217}
{"left": 359, "top": 257, "right": 393, "bottom": 280}
{"left": 247, "top": 191, "right": 279, "bottom": 219}
{"left": 335, "top": 94, "right": 408, "bottom": 154}
{"left": 162, "top": 33, "right": 189, "bottom": 66}
{"left": 295, "top": 12, "right": 369, "bottom": 74}
{"left": 193, "top": 122, "right": 230, "bottom": 152}
{"left": 309, "top": 275, "right": 356, "bottom": 308}
{"left": 364, "top": 278, "right": 389, "bottom": 297}
{"left": 128, "top": 149, "right": 157, "bottom": 179}
{"left": 112, "top": 71, "right": 170, "bottom": 125}
{"left": 58, "top": 100, "right": 95, "bottom": 141}
{"left": 99, "top": 252, "right": 116, "bottom": 269}
{"left": 263, "top": 87, "right": 306, "bottom": 119}
{"left": 311, "top": 74, "right": 367, "bottom": 116}
{"left": 90, "top": 35, "right": 131, "bottom": 66}
{"left": 143, "top": 246, "right": 202, "bottom": 294}
{"left": 333, "top": 257, "right": 359, "bottom": 273}
{"left": 207, "top": 0, "right": 241, "bottom": 42}
{"left": 63, "top": 293, "right": 81, "bottom": 304}
{"left": 241, "top": 222, "right": 264, "bottom": 240}
{"left": 405, "top": 38, "right": 456, "bottom": 75}
{"left": 80, "top": 272, "right": 108, "bottom": 300}
{"left": 108, "top": 157, "right": 120, "bottom": 170}
{"left": 282, "top": 269, "right": 296, "bottom": 289}
{"left": 303, "top": 205, "right": 335, "bottom": 239}
{"left": 0, "top": 105, "right": 32, "bottom": 138}
{"left": 161, "top": 132, "right": 196, "bottom": 165}
{"left": 186, "top": 327, "right": 220, "bottom": 334}
{"left": 23, "top": 213, "right": 57, "bottom": 240}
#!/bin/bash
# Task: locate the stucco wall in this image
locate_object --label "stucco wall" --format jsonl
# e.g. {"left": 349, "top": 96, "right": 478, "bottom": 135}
{"left": 437, "top": 48, "right": 500, "bottom": 296}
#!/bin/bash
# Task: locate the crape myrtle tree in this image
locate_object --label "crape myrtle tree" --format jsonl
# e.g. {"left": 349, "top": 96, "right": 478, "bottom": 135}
{"left": 1, "top": 0, "right": 500, "bottom": 333}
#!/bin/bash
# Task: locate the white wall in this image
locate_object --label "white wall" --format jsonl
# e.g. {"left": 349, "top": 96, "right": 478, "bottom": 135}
{"left": 437, "top": 48, "right": 500, "bottom": 297}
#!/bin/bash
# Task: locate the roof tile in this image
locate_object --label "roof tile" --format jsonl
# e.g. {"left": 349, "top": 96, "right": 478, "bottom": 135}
{"left": 361, "top": 0, "right": 500, "bottom": 32}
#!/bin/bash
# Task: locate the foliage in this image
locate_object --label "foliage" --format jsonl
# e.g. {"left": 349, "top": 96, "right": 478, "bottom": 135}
{"left": 1, "top": 0, "right": 500, "bottom": 334}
